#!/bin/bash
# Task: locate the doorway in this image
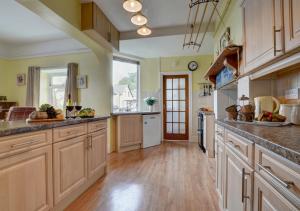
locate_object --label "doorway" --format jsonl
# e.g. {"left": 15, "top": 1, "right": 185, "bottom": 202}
{"left": 163, "top": 74, "right": 189, "bottom": 140}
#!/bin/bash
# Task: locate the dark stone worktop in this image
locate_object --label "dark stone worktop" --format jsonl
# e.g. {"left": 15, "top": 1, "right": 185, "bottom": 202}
{"left": 216, "top": 119, "right": 300, "bottom": 165}
{"left": 0, "top": 116, "right": 110, "bottom": 138}
{"left": 111, "top": 111, "right": 161, "bottom": 116}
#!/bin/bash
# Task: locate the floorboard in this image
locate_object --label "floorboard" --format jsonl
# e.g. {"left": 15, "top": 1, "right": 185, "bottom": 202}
{"left": 66, "top": 142, "right": 220, "bottom": 211}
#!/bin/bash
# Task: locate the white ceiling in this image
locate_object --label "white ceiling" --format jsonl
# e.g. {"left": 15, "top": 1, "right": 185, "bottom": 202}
{"left": 0, "top": 0, "right": 88, "bottom": 59}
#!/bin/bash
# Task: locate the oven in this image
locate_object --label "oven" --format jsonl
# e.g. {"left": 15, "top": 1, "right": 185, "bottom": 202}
{"left": 197, "top": 112, "right": 206, "bottom": 153}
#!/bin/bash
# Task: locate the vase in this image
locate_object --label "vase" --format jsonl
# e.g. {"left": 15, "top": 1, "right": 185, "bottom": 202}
{"left": 148, "top": 105, "right": 154, "bottom": 112}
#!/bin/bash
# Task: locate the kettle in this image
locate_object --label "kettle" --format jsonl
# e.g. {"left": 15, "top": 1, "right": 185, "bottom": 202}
{"left": 254, "top": 96, "right": 280, "bottom": 118}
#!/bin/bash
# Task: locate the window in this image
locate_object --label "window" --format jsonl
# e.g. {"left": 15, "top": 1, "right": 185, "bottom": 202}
{"left": 39, "top": 68, "right": 67, "bottom": 109}
{"left": 112, "top": 58, "right": 139, "bottom": 112}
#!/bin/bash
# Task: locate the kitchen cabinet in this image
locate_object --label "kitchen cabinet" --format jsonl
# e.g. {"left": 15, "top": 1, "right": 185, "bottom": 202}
{"left": 215, "top": 138, "right": 225, "bottom": 209}
{"left": 253, "top": 172, "right": 298, "bottom": 211}
{"left": 110, "top": 23, "right": 120, "bottom": 50}
{"left": 117, "top": 114, "right": 143, "bottom": 152}
{"left": 0, "top": 145, "right": 53, "bottom": 211}
{"left": 53, "top": 135, "right": 88, "bottom": 204}
{"left": 243, "top": 0, "right": 284, "bottom": 73}
{"left": 224, "top": 146, "right": 253, "bottom": 211}
{"left": 284, "top": 0, "right": 300, "bottom": 51}
{"left": 88, "top": 129, "right": 107, "bottom": 178}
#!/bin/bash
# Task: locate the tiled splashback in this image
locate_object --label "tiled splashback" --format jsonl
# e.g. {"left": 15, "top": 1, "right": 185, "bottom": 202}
{"left": 276, "top": 69, "right": 300, "bottom": 100}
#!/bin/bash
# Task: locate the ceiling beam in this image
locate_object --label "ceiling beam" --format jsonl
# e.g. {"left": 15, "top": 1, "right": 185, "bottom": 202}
{"left": 120, "top": 22, "right": 215, "bottom": 40}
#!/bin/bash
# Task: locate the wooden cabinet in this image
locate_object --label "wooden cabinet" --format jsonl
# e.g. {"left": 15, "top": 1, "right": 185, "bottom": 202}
{"left": 53, "top": 135, "right": 88, "bottom": 204}
{"left": 224, "top": 146, "right": 254, "bottom": 211}
{"left": 117, "top": 115, "right": 142, "bottom": 152}
{"left": 0, "top": 145, "right": 53, "bottom": 211}
{"left": 243, "top": 0, "right": 284, "bottom": 73}
{"left": 215, "top": 138, "right": 225, "bottom": 209}
{"left": 254, "top": 172, "right": 298, "bottom": 211}
{"left": 81, "top": 2, "right": 120, "bottom": 50}
{"left": 284, "top": 0, "right": 300, "bottom": 51}
{"left": 88, "top": 129, "right": 107, "bottom": 178}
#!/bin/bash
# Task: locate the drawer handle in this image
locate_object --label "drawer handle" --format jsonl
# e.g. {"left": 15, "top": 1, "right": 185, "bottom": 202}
{"left": 273, "top": 26, "right": 282, "bottom": 56}
{"left": 242, "top": 168, "right": 250, "bottom": 203}
{"left": 228, "top": 140, "right": 241, "bottom": 149}
{"left": 257, "top": 164, "right": 294, "bottom": 189}
{"left": 216, "top": 131, "right": 223, "bottom": 137}
{"left": 10, "top": 139, "right": 41, "bottom": 149}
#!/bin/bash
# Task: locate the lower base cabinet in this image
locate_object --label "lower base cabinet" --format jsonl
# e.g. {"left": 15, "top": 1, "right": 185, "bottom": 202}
{"left": 0, "top": 145, "right": 53, "bottom": 211}
{"left": 53, "top": 135, "right": 88, "bottom": 204}
{"left": 254, "top": 173, "right": 298, "bottom": 211}
{"left": 224, "top": 146, "right": 253, "bottom": 211}
{"left": 216, "top": 138, "right": 225, "bottom": 209}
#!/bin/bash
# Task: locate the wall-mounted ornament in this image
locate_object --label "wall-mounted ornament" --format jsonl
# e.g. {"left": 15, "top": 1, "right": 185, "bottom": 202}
{"left": 16, "top": 73, "right": 26, "bottom": 86}
{"left": 219, "top": 27, "right": 231, "bottom": 52}
{"left": 188, "top": 61, "right": 199, "bottom": 71}
{"left": 77, "top": 75, "right": 87, "bottom": 89}
{"left": 198, "top": 83, "right": 213, "bottom": 97}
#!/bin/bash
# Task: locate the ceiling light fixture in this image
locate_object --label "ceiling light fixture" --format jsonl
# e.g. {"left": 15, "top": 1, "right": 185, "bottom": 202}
{"left": 137, "top": 25, "right": 152, "bottom": 36}
{"left": 131, "top": 13, "right": 148, "bottom": 26}
{"left": 123, "top": 0, "right": 142, "bottom": 13}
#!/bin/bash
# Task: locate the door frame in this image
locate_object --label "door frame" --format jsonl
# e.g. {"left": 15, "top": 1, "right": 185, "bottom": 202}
{"left": 160, "top": 72, "right": 192, "bottom": 141}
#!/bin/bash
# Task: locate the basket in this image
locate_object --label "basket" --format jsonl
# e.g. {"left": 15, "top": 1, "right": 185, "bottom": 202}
{"left": 238, "top": 111, "right": 255, "bottom": 122}
{"left": 226, "top": 111, "right": 238, "bottom": 120}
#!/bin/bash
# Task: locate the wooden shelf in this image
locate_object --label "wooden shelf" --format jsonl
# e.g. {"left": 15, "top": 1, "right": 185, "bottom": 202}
{"left": 204, "top": 45, "right": 242, "bottom": 84}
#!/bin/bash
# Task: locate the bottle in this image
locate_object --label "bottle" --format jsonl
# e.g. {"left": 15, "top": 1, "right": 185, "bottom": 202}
{"left": 66, "top": 94, "right": 73, "bottom": 118}
{"left": 66, "top": 94, "right": 72, "bottom": 107}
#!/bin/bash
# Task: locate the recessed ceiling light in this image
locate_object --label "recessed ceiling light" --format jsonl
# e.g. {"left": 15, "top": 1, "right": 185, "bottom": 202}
{"left": 131, "top": 13, "right": 148, "bottom": 26}
{"left": 137, "top": 25, "right": 152, "bottom": 36}
{"left": 123, "top": 0, "right": 142, "bottom": 13}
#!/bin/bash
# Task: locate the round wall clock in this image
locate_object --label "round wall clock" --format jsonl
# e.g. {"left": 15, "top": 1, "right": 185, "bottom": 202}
{"left": 188, "top": 61, "right": 198, "bottom": 71}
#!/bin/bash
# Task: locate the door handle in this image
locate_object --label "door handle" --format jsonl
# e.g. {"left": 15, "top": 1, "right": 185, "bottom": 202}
{"left": 242, "top": 168, "right": 250, "bottom": 203}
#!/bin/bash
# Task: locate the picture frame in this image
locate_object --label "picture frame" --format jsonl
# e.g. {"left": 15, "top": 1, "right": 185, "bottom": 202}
{"left": 16, "top": 73, "right": 26, "bottom": 86}
{"left": 219, "top": 27, "right": 231, "bottom": 52}
{"left": 77, "top": 75, "right": 87, "bottom": 89}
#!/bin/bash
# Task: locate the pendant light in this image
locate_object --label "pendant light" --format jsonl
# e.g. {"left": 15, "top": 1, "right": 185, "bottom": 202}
{"left": 123, "top": 0, "right": 142, "bottom": 13}
{"left": 131, "top": 13, "right": 148, "bottom": 26}
{"left": 137, "top": 25, "right": 152, "bottom": 36}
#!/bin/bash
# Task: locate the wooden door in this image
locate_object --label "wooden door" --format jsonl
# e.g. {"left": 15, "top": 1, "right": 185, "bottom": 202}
{"left": 253, "top": 172, "right": 297, "bottom": 211}
{"left": 0, "top": 145, "right": 53, "bottom": 211}
{"left": 224, "top": 147, "right": 253, "bottom": 211}
{"left": 53, "top": 135, "right": 88, "bottom": 204}
{"left": 216, "top": 138, "right": 225, "bottom": 208}
{"left": 284, "top": 0, "right": 300, "bottom": 51}
{"left": 243, "top": 0, "right": 283, "bottom": 73}
{"left": 163, "top": 75, "right": 189, "bottom": 140}
{"left": 88, "top": 129, "right": 107, "bottom": 178}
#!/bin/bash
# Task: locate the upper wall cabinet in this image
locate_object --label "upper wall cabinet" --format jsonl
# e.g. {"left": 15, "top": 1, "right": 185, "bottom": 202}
{"left": 243, "top": 0, "right": 284, "bottom": 74}
{"left": 81, "top": 2, "right": 120, "bottom": 51}
{"left": 284, "top": 0, "right": 300, "bottom": 51}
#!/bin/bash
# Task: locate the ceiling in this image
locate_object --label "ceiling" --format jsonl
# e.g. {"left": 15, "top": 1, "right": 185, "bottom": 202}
{"left": 0, "top": 0, "right": 88, "bottom": 59}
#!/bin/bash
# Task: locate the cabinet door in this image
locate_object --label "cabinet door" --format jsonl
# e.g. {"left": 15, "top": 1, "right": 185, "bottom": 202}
{"left": 216, "top": 138, "right": 225, "bottom": 208}
{"left": 88, "top": 129, "right": 107, "bottom": 178}
{"left": 117, "top": 115, "right": 142, "bottom": 147}
{"left": 284, "top": 0, "right": 300, "bottom": 51}
{"left": 254, "top": 173, "right": 297, "bottom": 211}
{"left": 53, "top": 135, "right": 88, "bottom": 204}
{"left": 110, "top": 23, "right": 120, "bottom": 50}
{"left": 243, "top": 0, "right": 283, "bottom": 73}
{"left": 0, "top": 145, "right": 53, "bottom": 211}
{"left": 224, "top": 146, "right": 254, "bottom": 211}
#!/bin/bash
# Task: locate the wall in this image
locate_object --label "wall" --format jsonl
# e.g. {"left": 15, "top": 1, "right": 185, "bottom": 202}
{"left": 140, "top": 55, "right": 214, "bottom": 142}
{"left": 0, "top": 59, "right": 10, "bottom": 97}
{"left": 0, "top": 51, "right": 112, "bottom": 116}
{"left": 213, "top": 0, "right": 243, "bottom": 58}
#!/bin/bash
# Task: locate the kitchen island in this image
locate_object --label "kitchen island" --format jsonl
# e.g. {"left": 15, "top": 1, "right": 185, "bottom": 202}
{"left": 0, "top": 116, "right": 110, "bottom": 211}
{"left": 215, "top": 120, "right": 300, "bottom": 211}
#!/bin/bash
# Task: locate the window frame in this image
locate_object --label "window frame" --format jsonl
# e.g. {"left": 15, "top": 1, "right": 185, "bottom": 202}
{"left": 112, "top": 57, "right": 140, "bottom": 113}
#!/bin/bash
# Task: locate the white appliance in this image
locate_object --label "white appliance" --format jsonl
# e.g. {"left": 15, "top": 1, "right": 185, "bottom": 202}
{"left": 143, "top": 114, "right": 161, "bottom": 148}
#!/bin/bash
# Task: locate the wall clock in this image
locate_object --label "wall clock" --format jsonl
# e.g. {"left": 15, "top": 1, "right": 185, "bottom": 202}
{"left": 188, "top": 61, "right": 198, "bottom": 71}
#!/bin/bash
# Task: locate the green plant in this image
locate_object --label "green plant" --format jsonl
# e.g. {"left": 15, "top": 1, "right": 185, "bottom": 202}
{"left": 144, "top": 97, "right": 157, "bottom": 106}
{"left": 39, "top": 104, "right": 53, "bottom": 112}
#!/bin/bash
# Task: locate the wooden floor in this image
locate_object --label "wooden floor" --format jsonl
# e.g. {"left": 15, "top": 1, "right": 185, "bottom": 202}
{"left": 66, "top": 142, "right": 220, "bottom": 211}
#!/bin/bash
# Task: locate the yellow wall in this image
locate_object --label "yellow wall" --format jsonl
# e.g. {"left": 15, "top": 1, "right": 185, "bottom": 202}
{"left": 213, "top": 0, "right": 243, "bottom": 58}
{"left": 0, "top": 51, "right": 112, "bottom": 116}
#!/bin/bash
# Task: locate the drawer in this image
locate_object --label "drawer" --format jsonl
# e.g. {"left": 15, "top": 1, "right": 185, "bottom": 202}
{"left": 215, "top": 124, "right": 225, "bottom": 141}
{"left": 88, "top": 120, "right": 107, "bottom": 133}
{"left": 225, "top": 130, "right": 254, "bottom": 166}
{"left": 255, "top": 145, "right": 300, "bottom": 209}
{"left": 0, "top": 130, "right": 52, "bottom": 158}
{"left": 53, "top": 123, "right": 87, "bottom": 142}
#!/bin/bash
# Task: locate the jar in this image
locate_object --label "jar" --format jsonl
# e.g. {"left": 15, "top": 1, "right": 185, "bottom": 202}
{"left": 291, "top": 104, "right": 300, "bottom": 125}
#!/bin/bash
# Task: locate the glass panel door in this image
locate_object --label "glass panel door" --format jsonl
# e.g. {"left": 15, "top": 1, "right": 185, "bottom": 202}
{"left": 163, "top": 75, "right": 189, "bottom": 140}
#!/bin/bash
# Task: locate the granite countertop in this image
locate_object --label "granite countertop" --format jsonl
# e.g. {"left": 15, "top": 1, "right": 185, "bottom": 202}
{"left": 216, "top": 119, "right": 300, "bottom": 165}
{"left": 111, "top": 111, "right": 161, "bottom": 116}
{"left": 0, "top": 116, "right": 110, "bottom": 138}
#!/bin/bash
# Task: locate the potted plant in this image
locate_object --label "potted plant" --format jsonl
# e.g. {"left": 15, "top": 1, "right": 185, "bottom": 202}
{"left": 144, "top": 97, "right": 157, "bottom": 112}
